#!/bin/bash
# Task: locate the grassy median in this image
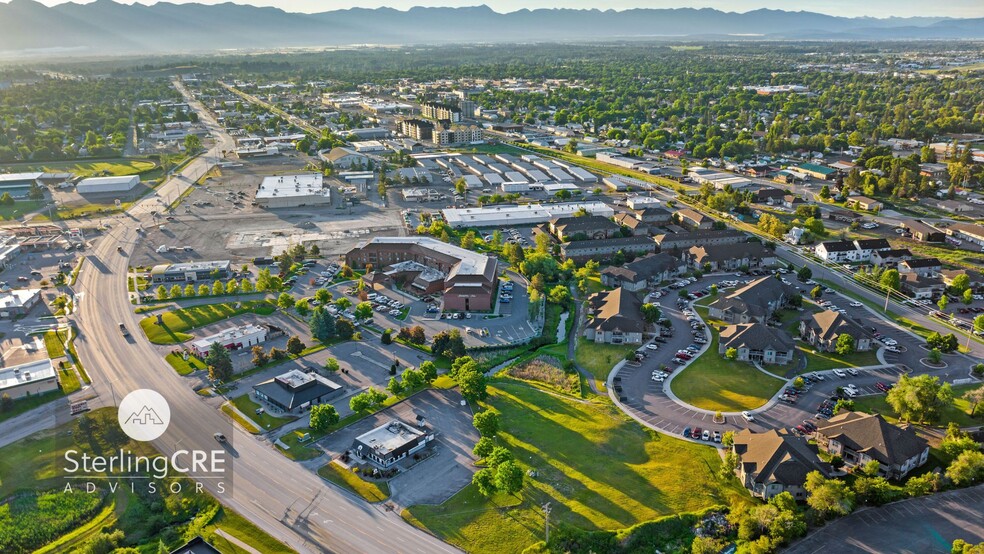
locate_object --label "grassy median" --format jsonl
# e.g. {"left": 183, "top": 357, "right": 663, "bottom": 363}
{"left": 139, "top": 300, "right": 275, "bottom": 344}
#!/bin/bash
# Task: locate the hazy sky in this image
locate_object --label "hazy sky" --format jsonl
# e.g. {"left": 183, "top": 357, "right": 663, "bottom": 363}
{"left": 21, "top": 0, "right": 984, "bottom": 18}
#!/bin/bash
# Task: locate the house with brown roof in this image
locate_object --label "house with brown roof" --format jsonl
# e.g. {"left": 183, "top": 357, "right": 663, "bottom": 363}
{"left": 799, "top": 310, "right": 871, "bottom": 353}
{"left": 900, "top": 273, "right": 945, "bottom": 300}
{"left": 814, "top": 412, "right": 929, "bottom": 479}
{"left": 946, "top": 222, "right": 984, "bottom": 247}
{"left": 673, "top": 208, "right": 714, "bottom": 230}
{"left": 600, "top": 253, "right": 684, "bottom": 292}
{"left": 708, "top": 276, "right": 794, "bottom": 324}
{"left": 732, "top": 428, "right": 832, "bottom": 501}
{"left": 548, "top": 215, "right": 619, "bottom": 242}
{"left": 613, "top": 213, "right": 649, "bottom": 236}
{"left": 583, "top": 287, "right": 644, "bottom": 344}
{"left": 719, "top": 323, "right": 796, "bottom": 365}
{"left": 899, "top": 219, "right": 945, "bottom": 243}
{"left": 847, "top": 196, "right": 883, "bottom": 212}
{"left": 683, "top": 242, "right": 777, "bottom": 272}
{"left": 941, "top": 269, "right": 984, "bottom": 289}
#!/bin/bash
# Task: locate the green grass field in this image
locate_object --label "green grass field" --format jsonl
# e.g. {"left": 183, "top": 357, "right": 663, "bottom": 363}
{"left": 0, "top": 200, "right": 43, "bottom": 221}
{"left": 404, "top": 380, "right": 750, "bottom": 554}
{"left": 318, "top": 462, "right": 390, "bottom": 502}
{"left": 2, "top": 158, "right": 157, "bottom": 177}
{"left": 0, "top": 390, "right": 64, "bottom": 425}
{"left": 575, "top": 341, "right": 637, "bottom": 384}
{"left": 138, "top": 300, "right": 275, "bottom": 344}
{"left": 221, "top": 403, "right": 260, "bottom": 434}
{"left": 59, "top": 366, "right": 82, "bottom": 394}
{"left": 851, "top": 383, "right": 984, "bottom": 428}
{"left": 670, "top": 305, "right": 784, "bottom": 411}
{"left": 164, "top": 352, "right": 207, "bottom": 375}
{"left": 797, "top": 345, "right": 881, "bottom": 372}
{"left": 43, "top": 329, "right": 67, "bottom": 358}
{"left": 230, "top": 394, "right": 296, "bottom": 431}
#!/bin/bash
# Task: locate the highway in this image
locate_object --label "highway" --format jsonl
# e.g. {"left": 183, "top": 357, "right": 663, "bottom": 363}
{"left": 67, "top": 80, "right": 460, "bottom": 554}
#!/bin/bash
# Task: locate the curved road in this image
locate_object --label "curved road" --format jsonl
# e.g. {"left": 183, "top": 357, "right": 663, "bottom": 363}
{"left": 67, "top": 83, "right": 459, "bottom": 554}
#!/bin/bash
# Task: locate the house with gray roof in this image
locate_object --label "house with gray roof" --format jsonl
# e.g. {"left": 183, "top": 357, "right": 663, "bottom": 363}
{"left": 732, "top": 428, "right": 832, "bottom": 501}
{"left": 708, "top": 276, "right": 793, "bottom": 324}
{"left": 718, "top": 323, "right": 796, "bottom": 365}
{"left": 600, "top": 253, "right": 684, "bottom": 292}
{"left": 814, "top": 412, "right": 929, "bottom": 479}
{"left": 799, "top": 310, "right": 871, "bottom": 353}
{"left": 584, "top": 288, "right": 644, "bottom": 344}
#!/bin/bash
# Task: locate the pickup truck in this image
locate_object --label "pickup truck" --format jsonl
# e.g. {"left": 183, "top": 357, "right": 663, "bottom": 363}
{"left": 119, "top": 323, "right": 130, "bottom": 336}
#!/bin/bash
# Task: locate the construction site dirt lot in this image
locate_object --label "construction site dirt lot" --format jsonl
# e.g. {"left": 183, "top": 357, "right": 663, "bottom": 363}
{"left": 128, "top": 162, "right": 406, "bottom": 268}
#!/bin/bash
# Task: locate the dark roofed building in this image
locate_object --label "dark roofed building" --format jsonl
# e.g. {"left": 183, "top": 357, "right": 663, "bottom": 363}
{"left": 871, "top": 248, "right": 913, "bottom": 267}
{"left": 170, "top": 537, "right": 221, "bottom": 554}
{"left": 584, "top": 287, "right": 644, "bottom": 344}
{"left": 753, "top": 187, "right": 787, "bottom": 204}
{"left": 814, "top": 412, "right": 929, "bottom": 479}
{"left": 719, "top": 323, "right": 795, "bottom": 365}
{"left": 899, "top": 257, "right": 942, "bottom": 276}
{"left": 732, "top": 428, "right": 831, "bottom": 500}
{"left": 900, "top": 272, "right": 945, "bottom": 299}
{"left": 900, "top": 219, "right": 945, "bottom": 243}
{"left": 708, "top": 276, "right": 793, "bottom": 324}
{"left": 634, "top": 206, "right": 674, "bottom": 225}
{"left": 600, "top": 253, "right": 684, "bottom": 291}
{"left": 548, "top": 215, "right": 619, "bottom": 242}
{"left": 654, "top": 229, "right": 746, "bottom": 252}
{"left": 674, "top": 208, "right": 714, "bottom": 230}
{"left": 800, "top": 310, "right": 871, "bottom": 353}
{"left": 683, "top": 242, "right": 777, "bottom": 272}
{"left": 253, "top": 369, "right": 343, "bottom": 414}
{"left": 560, "top": 235, "right": 654, "bottom": 262}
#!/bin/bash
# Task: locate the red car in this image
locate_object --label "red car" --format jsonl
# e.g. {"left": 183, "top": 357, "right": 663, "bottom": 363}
{"left": 676, "top": 352, "right": 692, "bottom": 360}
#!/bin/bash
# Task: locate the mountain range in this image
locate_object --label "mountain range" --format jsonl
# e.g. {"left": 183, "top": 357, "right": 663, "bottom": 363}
{"left": 1, "top": 0, "right": 982, "bottom": 57}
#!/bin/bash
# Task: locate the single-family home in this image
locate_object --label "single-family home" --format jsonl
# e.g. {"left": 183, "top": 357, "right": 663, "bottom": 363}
{"left": 899, "top": 220, "right": 945, "bottom": 243}
{"left": 847, "top": 196, "right": 883, "bottom": 212}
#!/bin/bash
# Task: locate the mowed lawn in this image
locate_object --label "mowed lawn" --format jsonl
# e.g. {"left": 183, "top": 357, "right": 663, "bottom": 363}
{"left": 575, "top": 341, "right": 637, "bottom": 382}
{"left": 852, "top": 383, "right": 984, "bottom": 428}
{"left": 404, "top": 381, "right": 750, "bottom": 554}
{"left": 139, "top": 300, "right": 275, "bottom": 344}
{"left": 797, "top": 345, "right": 881, "bottom": 373}
{"left": 670, "top": 306, "right": 784, "bottom": 412}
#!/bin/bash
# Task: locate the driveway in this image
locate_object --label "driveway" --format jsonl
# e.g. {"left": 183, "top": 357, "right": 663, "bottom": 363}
{"left": 786, "top": 485, "right": 984, "bottom": 553}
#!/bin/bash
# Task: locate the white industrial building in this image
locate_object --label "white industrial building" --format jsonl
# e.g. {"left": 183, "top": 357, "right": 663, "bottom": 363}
{"left": 443, "top": 202, "right": 614, "bottom": 228}
{"left": 0, "top": 359, "right": 58, "bottom": 399}
{"left": 627, "top": 196, "right": 661, "bottom": 210}
{"left": 76, "top": 175, "right": 140, "bottom": 194}
{"left": 191, "top": 324, "right": 268, "bottom": 357}
{"left": 0, "top": 288, "right": 41, "bottom": 318}
{"left": 255, "top": 174, "right": 331, "bottom": 209}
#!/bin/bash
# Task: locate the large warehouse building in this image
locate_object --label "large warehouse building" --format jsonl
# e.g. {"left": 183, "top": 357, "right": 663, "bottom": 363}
{"left": 345, "top": 236, "right": 498, "bottom": 312}
{"left": 76, "top": 175, "right": 141, "bottom": 194}
{"left": 442, "top": 202, "right": 614, "bottom": 228}
{"left": 255, "top": 174, "right": 331, "bottom": 209}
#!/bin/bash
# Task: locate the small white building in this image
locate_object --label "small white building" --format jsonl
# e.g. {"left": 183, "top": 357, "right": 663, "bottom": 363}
{"left": 191, "top": 324, "right": 268, "bottom": 357}
{"left": 76, "top": 175, "right": 140, "bottom": 194}
{"left": 255, "top": 174, "right": 330, "bottom": 209}
{"left": 0, "top": 359, "right": 58, "bottom": 399}
{"left": 626, "top": 196, "right": 660, "bottom": 210}
{"left": 0, "top": 288, "right": 41, "bottom": 318}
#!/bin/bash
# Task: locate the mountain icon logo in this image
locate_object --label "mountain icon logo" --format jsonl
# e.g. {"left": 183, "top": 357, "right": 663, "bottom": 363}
{"left": 124, "top": 405, "right": 165, "bottom": 426}
{"left": 118, "top": 389, "right": 171, "bottom": 441}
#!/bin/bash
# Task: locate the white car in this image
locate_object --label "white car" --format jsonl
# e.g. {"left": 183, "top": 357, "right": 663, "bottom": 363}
{"left": 850, "top": 302, "right": 863, "bottom": 307}
{"left": 847, "top": 368, "right": 859, "bottom": 376}
{"left": 833, "top": 369, "right": 847, "bottom": 378}
{"left": 646, "top": 344, "right": 659, "bottom": 351}
{"left": 742, "top": 411, "right": 755, "bottom": 422}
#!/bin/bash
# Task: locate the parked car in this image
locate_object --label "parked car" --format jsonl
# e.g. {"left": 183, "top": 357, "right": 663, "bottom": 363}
{"left": 741, "top": 411, "right": 755, "bottom": 422}
{"left": 833, "top": 369, "right": 846, "bottom": 378}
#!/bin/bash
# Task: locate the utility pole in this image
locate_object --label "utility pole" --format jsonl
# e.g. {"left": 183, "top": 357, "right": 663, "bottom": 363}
{"left": 543, "top": 502, "right": 551, "bottom": 544}
{"left": 884, "top": 286, "right": 891, "bottom": 313}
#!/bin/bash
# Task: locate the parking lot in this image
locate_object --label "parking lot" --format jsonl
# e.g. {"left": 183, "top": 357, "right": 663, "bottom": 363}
{"left": 315, "top": 387, "right": 480, "bottom": 507}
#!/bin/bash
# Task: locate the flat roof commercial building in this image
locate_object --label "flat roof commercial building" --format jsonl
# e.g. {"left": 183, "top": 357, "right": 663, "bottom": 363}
{"left": 255, "top": 174, "right": 331, "bottom": 209}
{"left": 346, "top": 236, "right": 498, "bottom": 312}
{"left": 0, "top": 172, "right": 42, "bottom": 191}
{"left": 253, "top": 369, "right": 343, "bottom": 414}
{"left": 150, "top": 260, "right": 231, "bottom": 284}
{"left": 0, "top": 288, "right": 41, "bottom": 318}
{"left": 77, "top": 175, "right": 140, "bottom": 194}
{"left": 191, "top": 324, "right": 268, "bottom": 358}
{"left": 0, "top": 359, "right": 58, "bottom": 399}
{"left": 353, "top": 419, "right": 432, "bottom": 468}
{"left": 442, "top": 202, "right": 614, "bottom": 229}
